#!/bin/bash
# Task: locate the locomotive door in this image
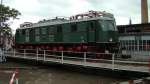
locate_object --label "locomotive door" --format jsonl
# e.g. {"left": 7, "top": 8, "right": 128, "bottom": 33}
{"left": 29, "top": 29, "right": 35, "bottom": 42}
{"left": 87, "top": 21, "right": 96, "bottom": 42}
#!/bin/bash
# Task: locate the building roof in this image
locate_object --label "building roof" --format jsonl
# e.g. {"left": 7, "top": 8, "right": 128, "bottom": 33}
{"left": 117, "top": 23, "right": 150, "bottom": 34}
{"left": 118, "top": 23, "right": 150, "bottom": 28}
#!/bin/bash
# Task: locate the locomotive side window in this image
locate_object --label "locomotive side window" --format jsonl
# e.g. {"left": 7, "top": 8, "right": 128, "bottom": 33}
{"left": 100, "top": 20, "right": 116, "bottom": 31}
{"left": 57, "top": 25, "right": 62, "bottom": 33}
{"left": 35, "top": 28, "right": 40, "bottom": 35}
{"left": 25, "top": 37, "right": 29, "bottom": 42}
{"left": 42, "top": 28, "right": 47, "bottom": 34}
{"left": 25, "top": 29, "right": 29, "bottom": 35}
{"left": 35, "top": 36, "right": 40, "bottom": 42}
{"left": 71, "top": 24, "right": 77, "bottom": 32}
{"left": 49, "top": 26, "right": 55, "bottom": 34}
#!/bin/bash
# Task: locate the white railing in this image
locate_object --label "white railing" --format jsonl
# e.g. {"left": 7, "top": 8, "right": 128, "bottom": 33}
{"left": 3, "top": 49, "right": 149, "bottom": 73}
{"left": 0, "top": 48, "right": 6, "bottom": 62}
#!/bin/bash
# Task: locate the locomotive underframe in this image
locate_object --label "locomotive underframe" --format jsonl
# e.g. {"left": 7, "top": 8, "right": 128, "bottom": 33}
{"left": 15, "top": 42, "right": 118, "bottom": 59}
{"left": 15, "top": 42, "right": 118, "bottom": 53}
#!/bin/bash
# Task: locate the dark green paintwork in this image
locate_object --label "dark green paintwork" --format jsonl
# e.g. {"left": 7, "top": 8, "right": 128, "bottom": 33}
{"left": 15, "top": 19, "right": 119, "bottom": 44}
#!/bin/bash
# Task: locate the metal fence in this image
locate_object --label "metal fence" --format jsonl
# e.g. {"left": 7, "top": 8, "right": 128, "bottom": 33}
{"left": 3, "top": 49, "right": 149, "bottom": 73}
{"left": 0, "top": 48, "right": 6, "bottom": 62}
{"left": 120, "top": 40, "right": 150, "bottom": 61}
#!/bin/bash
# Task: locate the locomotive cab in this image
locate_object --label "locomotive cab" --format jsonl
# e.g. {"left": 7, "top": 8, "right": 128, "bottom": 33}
{"left": 98, "top": 20, "right": 118, "bottom": 43}
{"left": 98, "top": 20, "right": 119, "bottom": 53}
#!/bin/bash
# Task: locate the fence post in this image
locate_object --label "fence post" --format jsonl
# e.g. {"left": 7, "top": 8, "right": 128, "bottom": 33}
{"left": 2, "top": 49, "right": 6, "bottom": 62}
{"left": 2, "top": 49, "right": 4, "bottom": 57}
{"left": 24, "top": 49, "right": 26, "bottom": 58}
{"left": 84, "top": 52, "right": 87, "bottom": 66}
{"left": 44, "top": 50, "right": 46, "bottom": 61}
{"left": 0, "top": 48, "right": 3, "bottom": 62}
{"left": 36, "top": 49, "right": 38, "bottom": 60}
{"left": 149, "top": 57, "right": 150, "bottom": 74}
{"left": 112, "top": 54, "right": 115, "bottom": 70}
{"left": 15, "top": 78, "right": 18, "bottom": 84}
{"left": 61, "top": 51, "right": 64, "bottom": 64}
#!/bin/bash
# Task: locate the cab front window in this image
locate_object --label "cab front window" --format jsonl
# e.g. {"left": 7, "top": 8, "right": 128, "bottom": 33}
{"left": 99, "top": 20, "right": 117, "bottom": 31}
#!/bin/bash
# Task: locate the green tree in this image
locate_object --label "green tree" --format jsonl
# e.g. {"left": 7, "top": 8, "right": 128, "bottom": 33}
{"left": 0, "top": 4, "right": 21, "bottom": 35}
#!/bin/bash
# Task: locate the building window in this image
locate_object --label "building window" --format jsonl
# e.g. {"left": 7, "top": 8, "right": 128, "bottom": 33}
{"left": 71, "top": 24, "right": 77, "bottom": 32}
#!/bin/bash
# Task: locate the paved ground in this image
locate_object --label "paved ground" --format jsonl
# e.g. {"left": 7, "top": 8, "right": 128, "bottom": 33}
{"left": 0, "top": 62, "right": 128, "bottom": 84}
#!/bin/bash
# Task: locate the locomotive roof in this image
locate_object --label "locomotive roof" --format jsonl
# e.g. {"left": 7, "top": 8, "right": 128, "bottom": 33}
{"left": 18, "top": 11, "right": 115, "bottom": 29}
{"left": 18, "top": 17, "right": 114, "bottom": 30}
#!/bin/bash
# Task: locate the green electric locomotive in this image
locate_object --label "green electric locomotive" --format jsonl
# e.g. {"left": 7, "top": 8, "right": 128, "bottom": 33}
{"left": 15, "top": 10, "right": 119, "bottom": 56}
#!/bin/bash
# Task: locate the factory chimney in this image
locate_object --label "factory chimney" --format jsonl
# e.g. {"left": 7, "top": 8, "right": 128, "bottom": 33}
{"left": 141, "top": 0, "right": 149, "bottom": 23}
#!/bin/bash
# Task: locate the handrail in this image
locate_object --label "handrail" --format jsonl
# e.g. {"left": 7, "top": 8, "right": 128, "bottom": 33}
{"left": 4, "top": 49, "right": 149, "bottom": 73}
{"left": 4, "top": 49, "right": 149, "bottom": 64}
{"left": 15, "top": 49, "right": 113, "bottom": 55}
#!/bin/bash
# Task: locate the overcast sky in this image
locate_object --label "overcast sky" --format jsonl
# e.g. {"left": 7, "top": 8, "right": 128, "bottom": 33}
{"left": 3, "top": 0, "right": 150, "bottom": 31}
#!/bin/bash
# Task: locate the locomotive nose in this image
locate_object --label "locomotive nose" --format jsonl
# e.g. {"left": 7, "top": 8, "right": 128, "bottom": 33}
{"left": 107, "top": 31, "right": 118, "bottom": 42}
